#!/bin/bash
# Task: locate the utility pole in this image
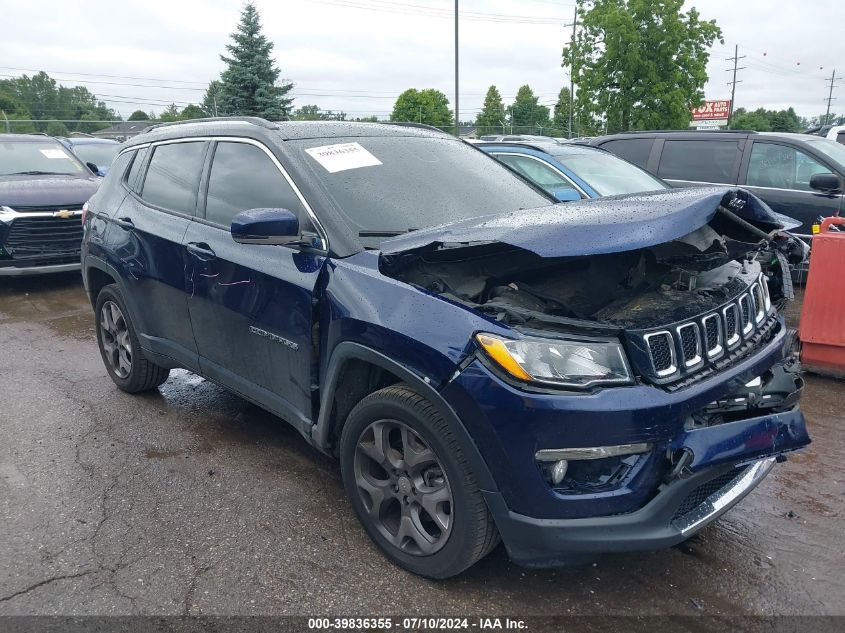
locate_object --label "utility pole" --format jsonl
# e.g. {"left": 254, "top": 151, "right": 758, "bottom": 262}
{"left": 824, "top": 69, "right": 837, "bottom": 126}
{"left": 726, "top": 44, "right": 746, "bottom": 128}
{"left": 454, "top": 0, "right": 460, "bottom": 136}
{"left": 564, "top": 4, "right": 577, "bottom": 138}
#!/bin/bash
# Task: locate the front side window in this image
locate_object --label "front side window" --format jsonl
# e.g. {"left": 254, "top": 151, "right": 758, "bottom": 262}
{"left": 552, "top": 149, "right": 668, "bottom": 196}
{"left": 0, "top": 140, "right": 86, "bottom": 176}
{"left": 746, "top": 143, "right": 829, "bottom": 191}
{"left": 205, "top": 142, "right": 304, "bottom": 228}
{"left": 600, "top": 138, "right": 653, "bottom": 169}
{"left": 657, "top": 140, "right": 740, "bottom": 184}
{"left": 72, "top": 143, "right": 121, "bottom": 168}
{"left": 139, "top": 142, "right": 206, "bottom": 214}
{"left": 494, "top": 154, "right": 581, "bottom": 196}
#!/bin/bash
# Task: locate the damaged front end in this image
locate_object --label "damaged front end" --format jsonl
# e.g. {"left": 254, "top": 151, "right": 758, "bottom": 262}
{"left": 381, "top": 188, "right": 805, "bottom": 393}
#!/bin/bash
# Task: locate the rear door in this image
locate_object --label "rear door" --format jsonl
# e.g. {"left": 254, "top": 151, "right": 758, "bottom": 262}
{"left": 183, "top": 138, "right": 326, "bottom": 428}
{"left": 655, "top": 138, "right": 743, "bottom": 188}
{"left": 108, "top": 140, "right": 208, "bottom": 368}
{"left": 739, "top": 140, "right": 843, "bottom": 236}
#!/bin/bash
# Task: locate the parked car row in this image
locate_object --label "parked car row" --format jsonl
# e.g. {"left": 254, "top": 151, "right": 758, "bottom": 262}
{"left": 73, "top": 118, "right": 807, "bottom": 578}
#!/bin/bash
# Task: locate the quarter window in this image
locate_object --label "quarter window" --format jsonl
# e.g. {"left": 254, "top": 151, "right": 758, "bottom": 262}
{"left": 204, "top": 141, "right": 304, "bottom": 228}
{"left": 746, "top": 143, "right": 829, "bottom": 191}
{"left": 657, "top": 140, "right": 740, "bottom": 184}
{"left": 139, "top": 142, "right": 206, "bottom": 214}
{"left": 125, "top": 147, "right": 148, "bottom": 193}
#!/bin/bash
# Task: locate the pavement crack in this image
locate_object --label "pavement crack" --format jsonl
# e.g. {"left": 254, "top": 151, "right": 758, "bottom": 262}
{"left": 0, "top": 569, "right": 96, "bottom": 604}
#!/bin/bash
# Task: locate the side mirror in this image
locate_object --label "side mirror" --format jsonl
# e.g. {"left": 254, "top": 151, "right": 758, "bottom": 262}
{"left": 550, "top": 187, "right": 582, "bottom": 202}
{"left": 231, "top": 208, "right": 300, "bottom": 245}
{"left": 810, "top": 172, "right": 843, "bottom": 193}
{"left": 85, "top": 161, "right": 101, "bottom": 175}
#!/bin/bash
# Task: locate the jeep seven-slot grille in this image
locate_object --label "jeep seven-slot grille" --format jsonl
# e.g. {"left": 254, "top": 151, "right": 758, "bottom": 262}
{"left": 2, "top": 214, "right": 83, "bottom": 261}
{"left": 639, "top": 274, "right": 775, "bottom": 386}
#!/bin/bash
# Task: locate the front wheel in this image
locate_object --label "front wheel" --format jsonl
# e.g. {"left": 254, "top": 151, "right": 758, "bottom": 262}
{"left": 339, "top": 384, "right": 499, "bottom": 578}
{"left": 95, "top": 284, "right": 170, "bottom": 393}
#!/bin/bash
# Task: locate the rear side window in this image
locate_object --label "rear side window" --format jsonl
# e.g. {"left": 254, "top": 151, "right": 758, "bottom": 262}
{"left": 125, "top": 146, "right": 149, "bottom": 193}
{"left": 204, "top": 141, "right": 304, "bottom": 228}
{"left": 140, "top": 142, "right": 206, "bottom": 214}
{"left": 836, "top": 132, "right": 845, "bottom": 146}
{"left": 600, "top": 138, "right": 653, "bottom": 169}
{"left": 657, "top": 140, "right": 740, "bottom": 184}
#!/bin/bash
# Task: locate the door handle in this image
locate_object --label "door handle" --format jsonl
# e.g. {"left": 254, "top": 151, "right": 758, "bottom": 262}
{"left": 114, "top": 216, "right": 134, "bottom": 230}
{"left": 186, "top": 242, "right": 217, "bottom": 261}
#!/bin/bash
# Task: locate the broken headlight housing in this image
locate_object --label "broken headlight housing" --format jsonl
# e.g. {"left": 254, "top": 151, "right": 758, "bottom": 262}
{"left": 475, "top": 333, "right": 633, "bottom": 389}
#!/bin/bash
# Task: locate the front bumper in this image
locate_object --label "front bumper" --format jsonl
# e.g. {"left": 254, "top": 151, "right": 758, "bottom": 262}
{"left": 484, "top": 456, "right": 776, "bottom": 568}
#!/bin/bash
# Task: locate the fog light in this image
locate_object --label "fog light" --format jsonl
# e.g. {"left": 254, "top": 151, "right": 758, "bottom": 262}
{"left": 551, "top": 459, "right": 569, "bottom": 485}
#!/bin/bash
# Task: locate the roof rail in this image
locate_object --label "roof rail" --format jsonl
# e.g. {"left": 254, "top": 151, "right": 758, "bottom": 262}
{"left": 384, "top": 121, "right": 449, "bottom": 134}
{"left": 612, "top": 129, "right": 757, "bottom": 135}
{"left": 142, "top": 116, "right": 277, "bottom": 133}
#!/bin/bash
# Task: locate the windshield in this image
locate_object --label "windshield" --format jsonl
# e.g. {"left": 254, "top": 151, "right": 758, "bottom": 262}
{"left": 294, "top": 136, "right": 552, "bottom": 238}
{"left": 71, "top": 143, "right": 120, "bottom": 168}
{"left": 0, "top": 139, "right": 87, "bottom": 176}
{"left": 805, "top": 137, "right": 845, "bottom": 167}
{"left": 551, "top": 148, "right": 668, "bottom": 196}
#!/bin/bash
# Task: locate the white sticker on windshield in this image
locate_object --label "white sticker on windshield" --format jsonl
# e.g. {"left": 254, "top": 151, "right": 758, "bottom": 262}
{"left": 305, "top": 142, "right": 382, "bottom": 173}
{"left": 40, "top": 149, "right": 68, "bottom": 159}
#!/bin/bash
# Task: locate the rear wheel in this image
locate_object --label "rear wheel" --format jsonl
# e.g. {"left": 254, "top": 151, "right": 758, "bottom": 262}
{"left": 95, "top": 284, "right": 169, "bottom": 393}
{"left": 340, "top": 384, "right": 499, "bottom": 578}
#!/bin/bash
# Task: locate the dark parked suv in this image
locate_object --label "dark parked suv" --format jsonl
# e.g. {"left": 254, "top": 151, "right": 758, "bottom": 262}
{"left": 1, "top": 134, "right": 100, "bottom": 275}
{"left": 81, "top": 118, "right": 808, "bottom": 578}
{"left": 588, "top": 130, "right": 845, "bottom": 236}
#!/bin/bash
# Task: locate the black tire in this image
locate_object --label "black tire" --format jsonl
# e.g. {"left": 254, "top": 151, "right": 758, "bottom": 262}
{"left": 340, "top": 384, "right": 499, "bottom": 579}
{"left": 94, "top": 283, "right": 170, "bottom": 393}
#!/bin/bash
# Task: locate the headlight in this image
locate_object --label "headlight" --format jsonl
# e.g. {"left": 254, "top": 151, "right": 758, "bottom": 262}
{"left": 475, "top": 333, "right": 633, "bottom": 388}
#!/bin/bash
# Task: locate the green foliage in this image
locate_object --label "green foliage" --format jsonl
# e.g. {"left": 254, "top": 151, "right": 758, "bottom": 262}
{"left": 180, "top": 104, "right": 207, "bottom": 120}
{"left": 128, "top": 110, "right": 150, "bottom": 121}
{"left": 564, "top": 0, "right": 723, "bottom": 132}
{"left": 292, "top": 104, "right": 347, "bottom": 121}
{"left": 46, "top": 121, "right": 69, "bottom": 137}
{"left": 552, "top": 87, "right": 572, "bottom": 133}
{"left": 157, "top": 103, "right": 182, "bottom": 122}
{"left": 475, "top": 85, "right": 506, "bottom": 128}
{"left": 218, "top": 2, "right": 294, "bottom": 120}
{"left": 0, "top": 71, "right": 118, "bottom": 133}
{"left": 390, "top": 89, "right": 453, "bottom": 127}
{"left": 730, "top": 107, "right": 801, "bottom": 132}
{"left": 507, "top": 85, "right": 550, "bottom": 129}
{"left": 352, "top": 115, "right": 379, "bottom": 123}
{"left": 202, "top": 80, "right": 223, "bottom": 117}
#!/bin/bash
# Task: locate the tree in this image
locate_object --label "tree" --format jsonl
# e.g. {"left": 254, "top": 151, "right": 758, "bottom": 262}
{"left": 564, "top": 0, "right": 722, "bottom": 132}
{"left": 46, "top": 120, "right": 69, "bottom": 136}
{"left": 128, "top": 110, "right": 150, "bottom": 121}
{"left": 158, "top": 103, "right": 182, "bottom": 122}
{"left": 292, "top": 104, "right": 347, "bottom": 121}
{"left": 218, "top": 2, "right": 294, "bottom": 119}
{"left": 730, "top": 106, "right": 802, "bottom": 132}
{"left": 475, "top": 85, "right": 506, "bottom": 130}
{"left": 552, "top": 87, "right": 572, "bottom": 134}
{"left": 390, "top": 89, "right": 453, "bottom": 127}
{"left": 180, "top": 104, "right": 207, "bottom": 120}
{"left": 202, "top": 80, "right": 223, "bottom": 117}
{"left": 507, "top": 85, "right": 550, "bottom": 130}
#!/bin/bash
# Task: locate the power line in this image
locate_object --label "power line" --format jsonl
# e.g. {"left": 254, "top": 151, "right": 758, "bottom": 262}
{"left": 308, "top": 0, "right": 569, "bottom": 24}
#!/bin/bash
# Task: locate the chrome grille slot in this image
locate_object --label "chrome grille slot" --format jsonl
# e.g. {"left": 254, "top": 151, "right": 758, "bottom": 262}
{"left": 723, "top": 303, "right": 740, "bottom": 348}
{"left": 738, "top": 294, "right": 754, "bottom": 336}
{"left": 676, "top": 323, "right": 702, "bottom": 368}
{"left": 751, "top": 283, "right": 766, "bottom": 324}
{"left": 644, "top": 331, "right": 676, "bottom": 377}
{"left": 701, "top": 313, "right": 723, "bottom": 359}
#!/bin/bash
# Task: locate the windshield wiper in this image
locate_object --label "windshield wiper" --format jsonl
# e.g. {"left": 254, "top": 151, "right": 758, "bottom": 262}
{"left": 358, "top": 229, "right": 417, "bottom": 238}
{"left": 6, "top": 170, "right": 68, "bottom": 176}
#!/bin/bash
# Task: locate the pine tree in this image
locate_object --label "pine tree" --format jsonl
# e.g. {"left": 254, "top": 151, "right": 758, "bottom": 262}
{"left": 218, "top": 3, "right": 293, "bottom": 120}
{"left": 475, "top": 85, "right": 506, "bottom": 130}
{"left": 552, "top": 87, "right": 571, "bottom": 134}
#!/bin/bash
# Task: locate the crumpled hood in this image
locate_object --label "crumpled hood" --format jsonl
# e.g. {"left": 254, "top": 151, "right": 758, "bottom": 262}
{"left": 0, "top": 174, "right": 100, "bottom": 209}
{"left": 380, "top": 187, "right": 783, "bottom": 258}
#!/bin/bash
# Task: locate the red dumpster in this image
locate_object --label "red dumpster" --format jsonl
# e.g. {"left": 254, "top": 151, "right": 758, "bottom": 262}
{"left": 799, "top": 217, "right": 845, "bottom": 377}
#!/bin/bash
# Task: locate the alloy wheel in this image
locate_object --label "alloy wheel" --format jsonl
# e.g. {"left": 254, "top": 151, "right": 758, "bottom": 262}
{"left": 99, "top": 300, "right": 132, "bottom": 379}
{"left": 353, "top": 420, "right": 453, "bottom": 556}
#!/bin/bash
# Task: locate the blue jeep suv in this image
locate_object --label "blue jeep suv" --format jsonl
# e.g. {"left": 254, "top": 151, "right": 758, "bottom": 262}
{"left": 81, "top": 118, "right": 809, "bottom": 578}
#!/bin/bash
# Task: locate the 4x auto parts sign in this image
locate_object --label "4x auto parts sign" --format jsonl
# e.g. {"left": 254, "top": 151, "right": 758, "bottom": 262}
{"left": 692, "top": 100, "right": 731, "bottom": 121}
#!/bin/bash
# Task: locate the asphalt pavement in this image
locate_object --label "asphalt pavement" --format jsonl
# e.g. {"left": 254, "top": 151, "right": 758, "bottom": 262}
{"left": 0, "top": 272, "right": 842, "bottom": 620}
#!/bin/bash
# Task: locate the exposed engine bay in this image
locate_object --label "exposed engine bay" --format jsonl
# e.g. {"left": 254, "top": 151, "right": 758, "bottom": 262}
{"left": 381, "top": 201, "right": 805, "bottom": 336}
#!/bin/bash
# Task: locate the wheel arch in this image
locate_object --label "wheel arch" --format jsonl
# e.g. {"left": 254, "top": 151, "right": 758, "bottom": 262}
{"left": 313, "top": 341, "right": 497, "bottom": 492}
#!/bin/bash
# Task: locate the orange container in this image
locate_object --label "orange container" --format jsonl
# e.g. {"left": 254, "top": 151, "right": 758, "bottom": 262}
{"left": 799, "top": 217, "right": 845, "bottom": 377}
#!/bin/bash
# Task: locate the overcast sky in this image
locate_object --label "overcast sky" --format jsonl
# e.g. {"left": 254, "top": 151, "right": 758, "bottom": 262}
{"left": 0, "top": 0, "right": 841, "bottom": 124}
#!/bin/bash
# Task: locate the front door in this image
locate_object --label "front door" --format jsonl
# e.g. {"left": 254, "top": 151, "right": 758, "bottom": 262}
{"left": 741, "top": 141, "right": 844, "bottom": 236}
{"left": 184, "top": 139, "right": 325, "bottom": 427}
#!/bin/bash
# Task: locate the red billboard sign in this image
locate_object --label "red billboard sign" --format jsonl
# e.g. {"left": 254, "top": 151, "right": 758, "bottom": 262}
{"left": 692, "top": 100, "right": 731, "bottom": 121}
